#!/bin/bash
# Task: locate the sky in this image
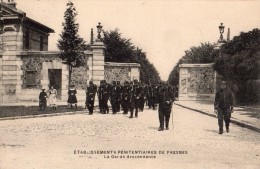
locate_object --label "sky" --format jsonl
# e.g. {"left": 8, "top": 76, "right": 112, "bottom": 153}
{"left": 13, "top": 0, "right": 260, "bottom": 80}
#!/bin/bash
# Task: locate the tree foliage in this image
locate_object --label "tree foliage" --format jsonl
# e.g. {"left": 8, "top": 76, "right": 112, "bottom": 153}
{"left": 57, "top": 1, "right": 86, "bottom": 86}
{"left": 213, "top": 28, "right": 260, "bottom": 104}
{"left": 168, "top": 42, "right": 216, "bottom": 87}
{"left": 103, "top": 29, "right": 135, "bottom": 63}
{"left": 102, "top": 29, "right": 161, "bottom": 83}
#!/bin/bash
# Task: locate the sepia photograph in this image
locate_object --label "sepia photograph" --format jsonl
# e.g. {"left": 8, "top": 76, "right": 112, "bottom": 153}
{"left": 0, "top": 0, "right": 259, "bottom": 168}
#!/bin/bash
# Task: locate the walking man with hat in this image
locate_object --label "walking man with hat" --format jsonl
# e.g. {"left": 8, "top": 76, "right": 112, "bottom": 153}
{"left": 214, "top": 80, "right": 234, "bottom": 134}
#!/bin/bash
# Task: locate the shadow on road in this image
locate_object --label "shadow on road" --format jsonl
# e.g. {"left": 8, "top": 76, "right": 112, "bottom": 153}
{"left": 148, "top": 127, "right": 158, "bottom": 130}
{"left": 204, "top": 129, "right": 219, "bottom": 134}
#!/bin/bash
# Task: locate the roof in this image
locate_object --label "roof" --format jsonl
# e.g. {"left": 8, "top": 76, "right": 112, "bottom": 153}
{"left": 0, "top": 1, "right": 54, "bottom": 33}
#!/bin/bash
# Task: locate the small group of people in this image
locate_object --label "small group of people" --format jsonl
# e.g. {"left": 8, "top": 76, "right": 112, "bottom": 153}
{"left": 39, "top": 86, "right": 58, "bottom": 111}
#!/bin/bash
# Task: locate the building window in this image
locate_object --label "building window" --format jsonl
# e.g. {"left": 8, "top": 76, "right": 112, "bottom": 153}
{"left": 25, "top": 71, "right": 37, "bottom": 87}
{"left": 24, "top": 30, "right": 29, "bottom": 50}
{"left": 40, "top": 36, "right": 43, "bottom": 51}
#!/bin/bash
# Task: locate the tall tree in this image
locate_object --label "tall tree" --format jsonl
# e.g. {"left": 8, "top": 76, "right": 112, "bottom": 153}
{"left": 214, "top": 28, "right": 260, "bottom": 104}
{"left": 102, "top": 29, "right": 161, "bottom": 83}
{"left": 103, "top": 29, "right": 135, "bottom": 63}
{"left": 57, "top": 1, "right": 86, "bottom": 86}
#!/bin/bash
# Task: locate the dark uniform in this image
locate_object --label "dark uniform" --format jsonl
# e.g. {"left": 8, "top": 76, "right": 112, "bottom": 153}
{"left": 214, "top": 81, "right": 233, "bottom": 134}
{"left": 111, "top": 81, "right": 122, "bottom": 114}
{"left": 130, "top": 80, "right": 141, "bottom": 118}
{"left": 153, "top": 84, "right": 160, "bottom": 107}
{"left": 97, "top": 80, "right": 103, "bottom": 112}
{"left": 139, "top": 82, "right": 148, "bottom": 112}
{"left": 158, "top": 83, "right": 174, "bottom": 131}
{"left": 128, "top": 81, "right": 135, "bottom": 116}
{"left": 67, "top": 85, "right": 78, "bottom": 109}
{"left": 39, "top": 89, "right": 48, "bottom": 111}
{"left": 148, "top": 84, "right": 156, "bottom": 110}
{"left": 86, "top": 81, "right": 97, "bottom": 115}
{"left": 121, "top": 81, "right": 130, "bottom": 114}
{"left": 98, "top": 80, "right": 110, "bottom": 114}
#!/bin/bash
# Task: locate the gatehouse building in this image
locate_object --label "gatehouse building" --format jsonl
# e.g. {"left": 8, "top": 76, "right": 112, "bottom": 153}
{"left": 0, "top": 0, "right": 140, "bottom": 104}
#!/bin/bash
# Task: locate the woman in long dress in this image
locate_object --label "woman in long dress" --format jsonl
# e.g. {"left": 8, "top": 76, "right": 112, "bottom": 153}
{"left": 49, "top": 86, "right": 57, "bottom": 110}
{"left": 67, "top": 85, "right": 77, "bottom": 109}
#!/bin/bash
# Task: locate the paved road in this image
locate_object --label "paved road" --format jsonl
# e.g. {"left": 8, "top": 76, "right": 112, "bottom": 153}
{"left": 0, "top": 105, "right": 259, "bottom": 169}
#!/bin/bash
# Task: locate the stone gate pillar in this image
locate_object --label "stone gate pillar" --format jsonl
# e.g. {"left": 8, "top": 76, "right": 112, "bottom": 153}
{"left": 90, "top": 22, "right": 106, "bottom": 86}
{"left": 91, "top": 41, "right": 105, "bottom": 85}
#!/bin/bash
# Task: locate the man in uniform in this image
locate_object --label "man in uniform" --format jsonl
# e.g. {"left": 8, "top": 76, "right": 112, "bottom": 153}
{"left": 128, "top": 81, "right": 135, "bottom": 116}
{"left": 98, "top": 80, "right": 110, "bottom": 114}
{"left": 148, "top": 83, "right": 156, "bottom": 110}
{"left": 153, "top": 83, "right": 160, "bottom": 109}
{"left": 158, "top": 82, "right": 174, "bottom": 131}
{"left": 121, "top": 81, "right": 130, "bottom": 114}
{"left": 97, "top": 80, "right": 103, "bottom": 112}
{"left": 102, "top": 80, "right": 110, "bottom": 114}
{"left": 111, "top": 81, "right": 121, "bottom": 114}
{"left": 214, "top": 81, "right": 233, "bottom": 134}
{"left": 130, "top": 79, "right": 141, "bottom": 118}
{"left": 139, "top": 82, "right": 148, "bottom": 112}
{"left": 116, "top": 81, "right": 122, "bottom": 112}
{"left": 85, "top": 81, "right": 97, "bottom": 115}
{"left": 110, "top": 81, "right": 116, "bottom": 112}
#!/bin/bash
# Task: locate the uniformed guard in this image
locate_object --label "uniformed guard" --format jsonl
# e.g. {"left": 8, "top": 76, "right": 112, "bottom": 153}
{"left": 127, "top": 81, "right": 135, "bottom": 116}
{"left": 158, "top": 82, "right": 174, "bottom": 131}
{"left": 139, "top": 82, "right": 148, "bottom": 112}
{"left": 153, "top": 83, "right": 160, "bottom": 108}
{"left": 129, "top": 79, "right": 141, "bottom": 118}
{"left": 97, "top": 80, "right": 103, "bottom": 113}
{"left": 111, "top": 81, "right": 121, "bottom": 114}
{"left": 148, "top": 83, "right": 156, "bottom": 110}
{"left": 85, "top": 81, "right": 97, "bottom": 115}
{"left": 116, "top": 81, "right": 122, "bottom": 112}
{"left": 110, "top": 81, "right": 116, "bottom": 113}
{"left": 214, "top": 81, "right": 233, "bottom": 134}
{"left": 98, "top": 80, "right": 110, "bottom": 114}
{"left": 121, "top": 81, "right": 129, "bottom": 114}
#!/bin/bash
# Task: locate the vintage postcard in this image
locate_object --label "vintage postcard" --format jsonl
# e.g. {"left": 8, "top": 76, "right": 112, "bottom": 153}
{"left": 0, "top": 0, "right": 259, "bottom": 169}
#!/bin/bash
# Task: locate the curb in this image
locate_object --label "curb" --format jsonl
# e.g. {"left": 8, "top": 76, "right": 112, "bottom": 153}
{"left": 0, "top": 111, "right": 87, "bottom": 121}
{"left": 174, "top": 103, "right": 260, "bottom": 133}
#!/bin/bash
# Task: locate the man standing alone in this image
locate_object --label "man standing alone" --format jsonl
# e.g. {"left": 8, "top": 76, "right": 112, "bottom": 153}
{"left": 158, "top": 82, "right": 174, "bottom": 131}
{"left": 214, "top": 81, "right": 233, "bottom": 134}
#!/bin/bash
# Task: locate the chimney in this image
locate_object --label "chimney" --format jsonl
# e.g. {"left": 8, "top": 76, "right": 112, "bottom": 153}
{"left": 7, "top": 0, "right": 17, "bottom": 9}
{"left": 227, "top": 28, "right": 230, "bottom": 42}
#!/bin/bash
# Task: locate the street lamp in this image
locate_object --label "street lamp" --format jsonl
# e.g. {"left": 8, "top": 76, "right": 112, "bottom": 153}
{"left": 218, "top": 23, "right": 225, "bottom": 42}
{"left": 96, "top": 22, "right": 103, "bottom": 40}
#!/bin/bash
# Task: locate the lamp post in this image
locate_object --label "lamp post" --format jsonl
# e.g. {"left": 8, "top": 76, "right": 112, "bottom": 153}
{"left": 96, "top": 22, "right": 103, "bottom": 40}
{"left": 218, "top": 23, "right": 225, "bottom": 43}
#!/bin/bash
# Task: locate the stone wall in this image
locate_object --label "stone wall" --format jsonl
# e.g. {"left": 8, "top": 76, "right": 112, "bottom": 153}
{"left": 72, "top": 66, "right": 89, "bottom": 90}
{"left": 179, "top": 64, "right": 216, "bottom": 101}
{"left": 104, "top": 62, "right": 140, "bottom": 84}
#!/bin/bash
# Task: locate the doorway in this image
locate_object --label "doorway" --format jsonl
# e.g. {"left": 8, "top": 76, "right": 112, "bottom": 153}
{"left": 48, "top": 69, "right": 62, "bottom": 99}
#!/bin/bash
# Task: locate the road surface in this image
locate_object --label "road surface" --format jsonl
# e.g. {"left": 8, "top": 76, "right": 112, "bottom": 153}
{"left": 0, "top": 104, "right": 259, "bottom": 169}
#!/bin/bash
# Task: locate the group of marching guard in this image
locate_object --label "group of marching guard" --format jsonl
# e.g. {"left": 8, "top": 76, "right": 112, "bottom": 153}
{"left": 39, "top": 79, "right": 177, "bottom": 131}
{"left": 80, "top": 80, "right": 176, "bottom": 119}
